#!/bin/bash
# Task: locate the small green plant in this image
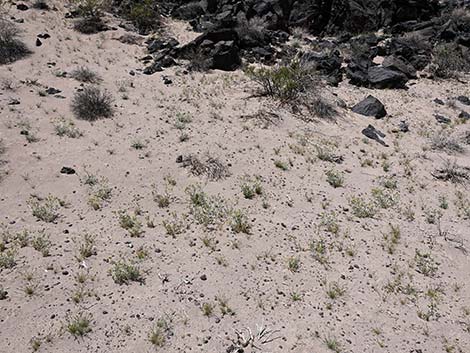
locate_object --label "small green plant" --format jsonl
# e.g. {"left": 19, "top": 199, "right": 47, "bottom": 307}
{"left": 241, "top": 178, "right": 263, "bottom": 199}
{"left": 325, "top": 169, "right": 344, "bottom": 188}
{"left": 66, "top": 312, "right": 92, "bottom": 337}
{"left": 274, "top": 160, "right": 289, "bottom": 171}
{"left": 110, "top": 260, "right": 143, "bottom": 285}
{"left": 230, "top": 210, "right": 251, "bottom": 234}
{"left": 287, "top": 256, "right": 300, "bottom": 272}
{"left": 201, "top": 236, "right": 217, "bottom": 252}
{"left": 326, "top": 282, "right": 346, "bottom": 300}
{"left": 241, "top": 183, "right": 255, "bottom": 199}
{"left": 415, "top": 250, "right": 439, "bottom": 277}
{"left": 87, "top": 178, "right": 112, "bottom": 210}
{"left": 320, "top": 212, "right": 339, "bottom": 235}
{"left": 201, "top": 302, "right": 214, "bottom": 317}
{"left": 310, "top": 239, "right": 328, "bottom": 265}
{"left": 380, "top": 176, "right": 398, "bottom": 189}
{"left": 174, "top": 112, "right": 192, "bottom": 130}
{"left": 118, "top": 211, "right": 143, "bottom": 237}
{"left": 76, "top": 233, "right": 96, "bottom": 260}
{"left": 217, "top": 296, "right": 234, "bottom": 316}
{"left": 28, "top": 195, "right": 63, "bottom": 222}
{"left": 349, "top": 196, "right": 377, "bottom": 218}
{"left": 14, "top": 230, "right": 30, "bottom": 247}
{"left": 186, "top": 185, "right": 230, "bottom": 228}
{"left": 324, "top": 336, "right": 342, "bottom": 353}
{"left": 0, "top": 249, "right": 16, "bottom": 269}
{"left": 153, "top": 192, "right": 170, "bottom": 208}
{"left": 162, "top": 212, "right": 186, "bottom": 237}
{"left": 131, "top": 139, "right": 146, "bottom": 150}
{"left": 53, "top": 118, "right": 83, "bottom": 138}
{"left": 371, "top": 187, "right": 398, "bottom": 209}
{"left": 149, "top": 316, "right": 173, "bottom": 348}
{"left": 30, "top": 337, "right": 41, "bottom": 351}
{"left": 438, "top": 195, "right": 449, "bottom": 210}
{"left": 454, "top": 190, "right": 470, "bottom": 218}
{"left": 291, "top": 292, "right": 302, "bottom": 301}
{"left": 383, "top": 224, "right": 401, "bottom": 254}
{"left": 31, "top": 231, "right": 51, "bottom": 257}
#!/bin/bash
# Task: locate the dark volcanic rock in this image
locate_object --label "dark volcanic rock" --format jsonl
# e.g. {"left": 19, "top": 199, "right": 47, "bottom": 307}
{"left": 382, "top": 56, "right": 417, "bottom": 79}
{"left": 179, "top": 29, "right": 242, "bottom": 71}
{"left": 346, "top": 56, "right": 372, "bottom": 87}
{"left": 367, "top": 66, "right": 408, "bottom": 89}
{"left": 459, "top": 111, "right": 470, "bottom": 121}
{"left": 147, "top": 38, "right": 179, "bottom": 54}
{"left": 303, "top": 49, "right": 343, "bottom": 85}
{"left": 211, "top": 41, "right": 242, "bottom": 70}
{"left": 435, "top": 114, "right": 451, "bottom": 124}
{"left": 457, "top": 96, "right": 470, "bottom": 106}
{"left": 352, "top": 95, "right": 387, "bottom": 118}
{"left": 362, "top": 124, "right": 388, "bottom": 146}
{"left": 17, "top": 3, "right": 29, "bottom": 11}
{"left": 60, "top": 167, "right": 76, "bottom": 175}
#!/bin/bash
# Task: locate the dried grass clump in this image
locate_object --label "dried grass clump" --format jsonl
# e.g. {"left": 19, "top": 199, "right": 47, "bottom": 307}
{"left": 180, "top": 155, "right": 230, "bottom": 181}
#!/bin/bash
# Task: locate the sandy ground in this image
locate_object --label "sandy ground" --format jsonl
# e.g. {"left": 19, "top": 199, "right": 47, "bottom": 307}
{"left": 1, "top": 2, "right": 470, "bottom": 353}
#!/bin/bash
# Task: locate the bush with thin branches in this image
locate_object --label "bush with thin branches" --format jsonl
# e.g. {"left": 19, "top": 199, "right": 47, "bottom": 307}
{"left": 71, "top": 86, "right": 114, "bottom": 121}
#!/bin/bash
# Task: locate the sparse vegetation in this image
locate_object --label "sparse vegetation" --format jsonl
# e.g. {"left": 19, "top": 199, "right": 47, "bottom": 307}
{"left": 71, "top": 86, "right": 114, "bottom": 121}
{"left": 70, "top": 67, "right": 101, "bottom": 84}
{"left": 245, "top": 57, "right": 317, "bottom": 102}
{"left": 149, "top": 317, "right": 172, "bottom": 348}
{"left": 181, "top": 155, "right": 230, "bottom": 181}
{"left": 110, "top": 260, "right": 143, "bottom": 285}
{"left": 66, "top": 312, "right": 92, "bottom": 337}
{"left": 349, "top": 196, "right": 377, "bottom": 218}
{"left": 431, "top": 43, "right": 470, "bottom": 79}
{"left": 325, "top": 169, "right": 344, "bottom": 188}
{"left": 28, "top": 195, "right": 63, "bottom": 223}
{"left": 415, "top": 250, "right": 439, "bottom": 277}
{"left": 0, "top": 19, "right": 31, "bottom": 65}
{"left": 31, "top": 231, "right": 51, "bottom": 257}
{"left": 186, "top": 185, "right": 230, "bottom": 228}
{"left": 430, "top": 130, "right": 464, "bottom": 153}
{"left": 118, "top": 211, "right": 143, "bottom": 237}
{"left": 53, "top": 118, "right": 83, "bottom": 138}
{"left": 230, "top": 209, "right": 251, "bottom": 234}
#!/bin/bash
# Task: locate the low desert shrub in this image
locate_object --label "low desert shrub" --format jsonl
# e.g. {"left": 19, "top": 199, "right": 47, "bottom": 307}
{"left": 66, "top": 312, "right": 92, "bottom": 337}
{"left": 431, "top": 43, "right": 470, "bottom": 79}
{"left": 0, "top": 19, "right": 31, "bottom": 65}
{"left": 127, "top": 0, "right": 160, "bottom": 34}
{"left": 245, "top": 57, "right": 317, "bottom": 102}
{"left": 73, "top": 0, "right": 108, "bottom": 34}
{"left": 429, "top": 130, "right": 464, "bottom": 153}
{"left": 71, "top": 86, "right": 113, "bottom": 121}
{"left": 111, "top": 260, "right": 143, "bottom": 285}
{"left": 70, "top": 67, "right": 101, "bottom": 83}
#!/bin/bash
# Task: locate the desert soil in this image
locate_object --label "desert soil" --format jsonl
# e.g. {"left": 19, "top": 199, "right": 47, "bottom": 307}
{"left": 1, "top": 2, "right": 470, "bottom": 353}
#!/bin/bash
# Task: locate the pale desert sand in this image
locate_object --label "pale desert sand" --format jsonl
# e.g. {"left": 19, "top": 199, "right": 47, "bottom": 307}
{"left": 0, "top": 2, "right": 470, "bottom": 353}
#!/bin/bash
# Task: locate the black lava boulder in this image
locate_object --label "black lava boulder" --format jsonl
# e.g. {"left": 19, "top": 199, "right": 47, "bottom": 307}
{"left": 367, "top": 66, "right": 408, "bottom": 89}
{"left": 352, "top": 95, "right": 387, "bottom": 118}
